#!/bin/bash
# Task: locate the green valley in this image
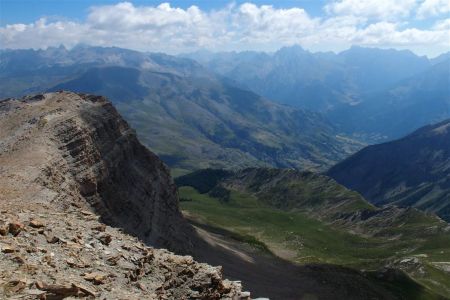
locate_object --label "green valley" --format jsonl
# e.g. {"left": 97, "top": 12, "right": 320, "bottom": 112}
{"left": 177, "top": 168, "right": 450, "bottom": 299}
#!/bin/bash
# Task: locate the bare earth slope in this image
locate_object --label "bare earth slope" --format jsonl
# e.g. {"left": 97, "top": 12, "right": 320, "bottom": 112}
{"left": 0, "top": 92, "right": 246, "bottom": 299}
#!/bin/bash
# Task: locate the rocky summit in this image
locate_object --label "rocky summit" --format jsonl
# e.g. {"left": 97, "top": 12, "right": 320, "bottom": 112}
{"left": 0, "top": 92, "right": 248, "bottom": 299}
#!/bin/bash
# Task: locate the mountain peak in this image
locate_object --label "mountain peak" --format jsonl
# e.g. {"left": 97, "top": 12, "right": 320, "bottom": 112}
{"left": 275, "top": 44, "right": 308, "bottom": 57}
{"left": 341, "top": 45, "right": 420, "bottom": 58}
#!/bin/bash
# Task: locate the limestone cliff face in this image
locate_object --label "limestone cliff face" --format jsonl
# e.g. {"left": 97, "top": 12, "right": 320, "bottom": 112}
{"left": 51, "top": 93, "right": 192, "bottom": 252}
{"left": 0, "top": 92, "right": 246, "bottom": 299}
{"left": 0, "top": 92, "right": 191, "bottom": 252}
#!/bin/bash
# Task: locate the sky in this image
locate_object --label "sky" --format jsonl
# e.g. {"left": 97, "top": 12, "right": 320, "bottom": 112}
{"left": 0, "top": 0, "right": 449, "bottom": 57}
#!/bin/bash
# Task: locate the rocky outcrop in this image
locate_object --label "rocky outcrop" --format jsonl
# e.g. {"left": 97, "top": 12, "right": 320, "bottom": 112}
{"left": 0, "top": 92, "right": 247, "bottom": 299}
{"left": 0, "top": 210, "right": 244, "bottom": 299}
{"left": 1, "top": 92, "right": 191, "bottom": 251}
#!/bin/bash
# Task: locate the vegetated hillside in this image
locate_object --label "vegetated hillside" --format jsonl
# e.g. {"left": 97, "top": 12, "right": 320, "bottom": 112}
{"left": 0, "top": 92, "right": 247, "bottom": 299}
{"left": 177, "top": 168, "right": 450, "bottom": 299}
{"left": 328, "top": 119, "right": 450, "bottom": 222}
{"left": 0, "top": 46, "right": 363, "bottom": 174}
{"left": 50, "top": 66, "right": 361, "bottom": 174}
{"left": 185, "top": 46, "right": 449, "bottom": 141}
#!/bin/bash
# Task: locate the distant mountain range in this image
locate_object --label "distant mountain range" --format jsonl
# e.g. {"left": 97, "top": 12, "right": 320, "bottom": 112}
{"left": 330, "top": 60, "right": 450, "bottom": 139}
{"left": 1, "top": 45, "right": 448, "bottom": 174}
{"left": 328, "top": 119, "right": 450, "bottom": 222}
{"left": 0, "top": 46, "right": 362, "bottom": 174}
{"left": 184, "top": 46, "right": 450, "bottom": 141}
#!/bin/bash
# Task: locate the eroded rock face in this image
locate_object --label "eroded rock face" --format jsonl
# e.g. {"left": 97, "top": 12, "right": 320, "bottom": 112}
{"left": 1, "top": 91, "right": 191, "bottom": 252}
{"left": 0, "top": 92, "right": 246, "bottom": 299}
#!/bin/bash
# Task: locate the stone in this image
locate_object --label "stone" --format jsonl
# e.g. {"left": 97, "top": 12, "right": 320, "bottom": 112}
{"left": 74, "top": 283, "right": 96, "bottom": 297}
{"left": 26, "top": 289, "right": 46, "bottom": 296}
{"left": 83, "top": 272, "right": 108, "bottom": 285}
{"left": 98, "top": 233, "right": 112, "bottom": 245}
{"left": 26, "top": 246, "right": 38, "bottom": 253}
{"left": 80, "top": 210, "right": 94, "bottom": 216}
{"left": 92, "top": 224, "right": 106, "bottom": 232}
{"left": 29, "top": 219, "right": 45, "bottom": 228}
{"left": 38, "top": 247, "right": 47, "bottom": 253}
{"left": 6, "top": 279, "right": 27, "bottom": 293}
{"left": 106, "top": 254, "right": 122, "bottom": 266}
{"left": 35, "top": 281, "right": 45, "bottom": 289}
{"left": 12, "top": 255, "right": 26, "bottom": 265}
{"left": 37, "top": 283, "right": 80, "bottom": 298}
{"left": 240, "top": 291, "right": 251, "bottom": 299}
{"left": 135, "top": 282, "right": 146, "bottom": 291}
{"left": 2, "top": 245, "right": 17, "bottom": 253}
{"left": 8, "top": 221, "right": 24, "bottom": 236}
{"left": 46, "top": 234, "right": 60, "bottom": 244}
{"left": 0, "top": 222, "right": 8, "bottom": 236}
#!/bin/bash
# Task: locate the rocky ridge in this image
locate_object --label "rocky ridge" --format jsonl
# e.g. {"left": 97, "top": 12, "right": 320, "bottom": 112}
{"left": 0, "top": 92, "right": 247, "bottom": 299}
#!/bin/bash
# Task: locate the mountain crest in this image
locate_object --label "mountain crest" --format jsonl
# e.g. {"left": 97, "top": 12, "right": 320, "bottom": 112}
{"left": 0, "top": 92, "right": 247, "bottom": 299}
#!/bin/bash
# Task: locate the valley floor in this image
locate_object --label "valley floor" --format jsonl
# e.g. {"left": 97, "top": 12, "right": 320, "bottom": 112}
{"left": 180, "top": 187, "right": 450, "bottom": 300}
{"left": 188, "top": 219, "right": 400, "bottom": 300}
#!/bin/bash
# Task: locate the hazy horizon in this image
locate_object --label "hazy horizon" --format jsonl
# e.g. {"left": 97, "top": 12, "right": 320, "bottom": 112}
{"left": 1, "top": 43, "right": 447, "bottom": 60}
{"left": 1, "top": 0, "right": 449, "bottom": 57}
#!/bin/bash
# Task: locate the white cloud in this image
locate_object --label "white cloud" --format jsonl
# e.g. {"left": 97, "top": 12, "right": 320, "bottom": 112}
{"left": 352, "top": 21, "right": 448, "bottom": 46}
{"left": 0, "top": 18, "right": 89, "bottom": 49}
{"left": 88, "top": 2, "right": 206, "bottom": 29}
{"left": 0, "top": 1, "right": 448, "bottom": 56}
{"left": 230, "top": 3, "right": 319, "bottom": 44}
{"left": 324, "top": 0, "right": 418, "bottom": 21}
{"left": 417, "top": 0, "right": 450, "bottom": 18}
{"left": 433, "top": 18, "right": 450, "bottom": 30}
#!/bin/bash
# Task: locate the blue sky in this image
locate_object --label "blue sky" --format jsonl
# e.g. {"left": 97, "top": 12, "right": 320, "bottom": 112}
{"left": 0, "top": 0, "right": 449, "bottom": 57}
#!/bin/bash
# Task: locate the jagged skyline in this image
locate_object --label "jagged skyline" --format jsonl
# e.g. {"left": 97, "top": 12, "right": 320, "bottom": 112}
{"left": 1, "top": 0, "right": 449, "bottom": 57}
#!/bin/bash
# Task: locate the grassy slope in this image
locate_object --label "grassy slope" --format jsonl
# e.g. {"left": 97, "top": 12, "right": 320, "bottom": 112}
{"left": 179, "top": 186, "right": 450, "bottom": 299}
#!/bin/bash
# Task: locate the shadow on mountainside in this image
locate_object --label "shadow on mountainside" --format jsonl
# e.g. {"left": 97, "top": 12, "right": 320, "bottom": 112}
{"left": 186, "top": 219, "right": 447, "bottom": 300}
